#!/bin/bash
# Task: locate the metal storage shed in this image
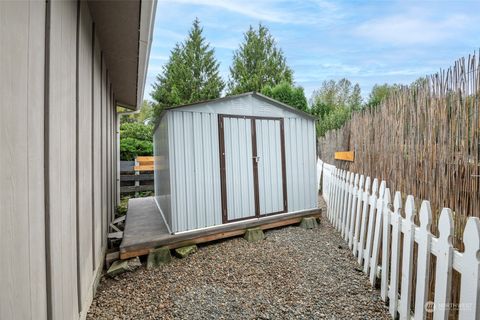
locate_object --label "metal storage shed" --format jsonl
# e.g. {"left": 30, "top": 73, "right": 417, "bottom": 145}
{"left": 153, "top": 92, "right": 318, "bottom": 234}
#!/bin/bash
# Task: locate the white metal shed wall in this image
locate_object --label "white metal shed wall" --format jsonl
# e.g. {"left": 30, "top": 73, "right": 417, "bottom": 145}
{"left": 284, "top": 117, "right": 318, "bottom": 211}
{"left": 155, "top": 94, "right": 317, "bottom": 234}
{"left": 154, "top": 113, "right": 173, "bottom": 229}
{"left": 167, "top": 111, "right": 223, "bottom": 232}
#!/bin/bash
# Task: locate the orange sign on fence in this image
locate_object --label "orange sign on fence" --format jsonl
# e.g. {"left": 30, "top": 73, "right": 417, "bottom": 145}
{"left": 334, "top": 151, "right": 354, "bottom": 162}
{"left": 134, "top": 156, "right": 154, "bottom": 171}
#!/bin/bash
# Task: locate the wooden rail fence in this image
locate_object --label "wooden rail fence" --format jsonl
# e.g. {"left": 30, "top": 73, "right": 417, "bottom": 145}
{"left": 318, "top": 159, "right": 480, "bottom": 320}
{"left": 120, "top": 157, "right": 154, "bottom": 194}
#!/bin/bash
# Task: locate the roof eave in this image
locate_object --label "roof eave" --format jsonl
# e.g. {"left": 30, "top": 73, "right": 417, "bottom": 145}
{"left": 135, "top": 0, "right": 157, "bottom": 110}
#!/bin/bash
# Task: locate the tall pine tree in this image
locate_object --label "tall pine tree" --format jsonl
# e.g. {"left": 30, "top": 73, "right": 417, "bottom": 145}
{"left": 151, "top": 18, "right": 224, "bottom": 122}
{"left": 228, "top": 24, "right": 293, "bottom": 95}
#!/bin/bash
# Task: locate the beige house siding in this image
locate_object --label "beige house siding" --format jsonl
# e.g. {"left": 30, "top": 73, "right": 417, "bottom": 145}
{"left": 0, "top": 1, "right": 48, "bottom": 319}
{"left": 0, "top": 0, "right": 151, "bottom": 318}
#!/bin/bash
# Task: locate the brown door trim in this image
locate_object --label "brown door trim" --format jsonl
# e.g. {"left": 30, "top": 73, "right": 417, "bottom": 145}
{"left": 251, "top": 119, "right": 261, "bottom": 217}
{"left": 280, "top": 119, "right": 288, "bottom": 213}
{"left": 218, "top": 115, "right": 228, "bottom": 224}
{"left": 218, "top": 114, "right": 288, "bottom": 223}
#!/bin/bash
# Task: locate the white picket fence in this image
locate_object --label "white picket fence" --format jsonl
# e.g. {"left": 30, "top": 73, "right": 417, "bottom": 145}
{"left": 317, "top": 159, "right": 480, "bottom": 320}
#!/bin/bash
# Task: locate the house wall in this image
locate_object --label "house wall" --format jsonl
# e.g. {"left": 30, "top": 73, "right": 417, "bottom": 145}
{"left": 154, "top": 95, "right": 317, "bottom": 234}
{"left": 0, "top": 1, "right": 120, "bottom": 319}
{"left": 0, "top": 1, "right": 47, "bottom": 319}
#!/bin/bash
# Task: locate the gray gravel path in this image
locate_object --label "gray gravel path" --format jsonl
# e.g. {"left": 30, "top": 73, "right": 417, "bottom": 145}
{"left": 88, "top": 199, "right": 390, "bottom": 319}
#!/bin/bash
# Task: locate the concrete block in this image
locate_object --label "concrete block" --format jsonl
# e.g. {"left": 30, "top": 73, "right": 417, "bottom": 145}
{"left": 107, "top": 257, "right": 141, "bottom": 277}
{"left": 147, "top": 247, "right": 172, "bottom": 269}
{"left": 244, "top": 227, "right": 265, "bottom": 242}
{"left": 300, "top": 217, "right": 318, "bottom": 229}
{"left": 174, "top": 245, "right": 198, "bottom": 258}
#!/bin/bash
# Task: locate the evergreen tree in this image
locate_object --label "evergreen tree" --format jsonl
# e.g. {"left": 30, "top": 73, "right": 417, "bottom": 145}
{"left": 151, "top": 18, "right": 224, "bottom": 122}
{"left": 228, "top": 24, "right": 293, "bottom": 95}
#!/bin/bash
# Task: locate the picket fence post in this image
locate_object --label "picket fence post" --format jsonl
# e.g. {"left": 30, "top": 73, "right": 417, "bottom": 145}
{"left": 358, "top": 176, "right": 371, "bottom": 265}
{"left": 369, "top": 181, "right": 386, "bottom": 286}
{"left": 459, "top": 217, "right": 480, "bottom": 320}
{"left": 380, "top": 188, "right": 392, "bottom": 302}
{"left": 364, "top": 178, "right": 379, "bottom": 273}
{"left": 329, "top": 168, "right": 337, "bottom": 222}
{"left": 340, "top": 171, "right": 349, "bottom": 232}
{"left": 343, "top": 173, "right": 354, "bottom": 239}
{"left": 353, "top": 175, "right": 365, "bottom": 256}
{"left": 389, "top": 192, "right": 402, "bottom": 317}
{"left": 414, "top": 201, "right": 433, "bottom": 319}
{"left": 399, "top": 195, "right": 416, "bottom": 319}
{"left": 348, "top": 174, "right": 359, "bottom": 249}
{"left": 433, "top": 208, "right": 454, "bottom": 320}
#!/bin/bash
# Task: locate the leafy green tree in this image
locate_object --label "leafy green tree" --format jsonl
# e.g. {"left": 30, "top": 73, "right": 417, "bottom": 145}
{"left": 228, "top": 24, "right": 293, "bottom": 95}
{"left": 310, "top": 78, "right": 362, "bottom": 137}
{"left": 121, "top": 100, "right": 154, "bottom": 124}
{"left": 151, "top": 18, "right": 224, "bottom": 123}
{"left": 261, "top": 81, "right": 308, "bottom": 112}
{"left": 316, "top": 106, "right": 351, "bottom": 137}
{"left": 310, "top": 79, "right": 362, "bottom": 111}
{"left": 120, "top": 122, "right": 153, "bottom": 161}
{"left": 366, "top": 84, "right": 396, "bottom": 109}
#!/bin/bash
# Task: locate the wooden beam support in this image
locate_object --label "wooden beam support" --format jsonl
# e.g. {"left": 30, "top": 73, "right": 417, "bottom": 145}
{"left": 120, "top": 209, "right": 321, "bottom": 260}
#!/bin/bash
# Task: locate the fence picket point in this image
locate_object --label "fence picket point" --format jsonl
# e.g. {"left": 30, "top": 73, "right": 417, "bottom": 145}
{"left": 414, "top": 201, "right": 432, "bottom": 319}
{"left": 433, "top": 208, "right": 454, "bottom": 320}
{"left": 399, "top": 195, "right": 416, "bottom": 319}
{"left": 458, "top": 217, "right": 480, "bottom": 320}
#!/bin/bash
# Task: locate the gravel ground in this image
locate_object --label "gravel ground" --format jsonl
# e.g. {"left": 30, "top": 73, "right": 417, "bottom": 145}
{"left": 88, "top": 199, "right": 390, "bottom": 320}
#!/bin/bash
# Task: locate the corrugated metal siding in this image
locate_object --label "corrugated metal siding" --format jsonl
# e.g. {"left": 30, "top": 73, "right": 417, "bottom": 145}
{"left": 156, "top": 95, "right": 317, "bottom": 234}
{"left": 154, "top": 114, "right": 172, "bottom": 229}
{"left": 224, "top": 117, "right": 256, "bottom": 221}
{"left": 168, "top": 111, "right": 222, "bottom": 232}
{"left": 284, "top": 117, "right": 317, "bottom": 212}
{"left": 256, "top": 119, "right": 284, "bottom": 214}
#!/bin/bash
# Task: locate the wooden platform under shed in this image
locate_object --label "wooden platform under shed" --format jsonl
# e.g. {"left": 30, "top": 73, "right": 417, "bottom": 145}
{"left": 120, "top": 197, "right": 321, "bottom": 259}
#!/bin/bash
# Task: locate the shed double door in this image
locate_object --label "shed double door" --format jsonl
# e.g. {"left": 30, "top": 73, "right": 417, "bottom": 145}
{"left": 219, "top": 115, "right": 287, "bottom": 223}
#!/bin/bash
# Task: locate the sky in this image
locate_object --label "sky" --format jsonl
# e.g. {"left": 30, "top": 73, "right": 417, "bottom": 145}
{"left": 145, "top": 0, "right": 480, "bottom": 102}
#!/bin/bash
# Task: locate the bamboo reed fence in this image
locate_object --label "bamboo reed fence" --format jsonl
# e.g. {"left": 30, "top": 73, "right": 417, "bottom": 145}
{"left": 318, "top": 53, "right": 480, "bottom": 246}
{"left": 317, "top": 53, "right": 479, "bottom": 319}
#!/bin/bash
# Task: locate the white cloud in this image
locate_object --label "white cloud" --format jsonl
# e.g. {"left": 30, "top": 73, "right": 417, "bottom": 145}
{"left": 355, "top": 11, "right": 469, "bottom": 46}
{"left": 158, "top": 0, "right": 343, "bottom": 25}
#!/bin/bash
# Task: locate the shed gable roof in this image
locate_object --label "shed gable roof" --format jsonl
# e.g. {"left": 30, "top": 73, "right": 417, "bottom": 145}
{"left": 165, "top": 92, "right": 317, "bottom": 120}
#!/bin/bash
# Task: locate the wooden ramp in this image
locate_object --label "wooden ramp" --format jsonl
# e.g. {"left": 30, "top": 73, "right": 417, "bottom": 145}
{"left": 120, "top": 197, "right": 321, "bottom": 259}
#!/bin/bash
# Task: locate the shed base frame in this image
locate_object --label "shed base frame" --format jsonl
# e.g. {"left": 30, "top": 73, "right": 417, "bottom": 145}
{"left": 120, "top": 197, "right": 321, "bottom": 260}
